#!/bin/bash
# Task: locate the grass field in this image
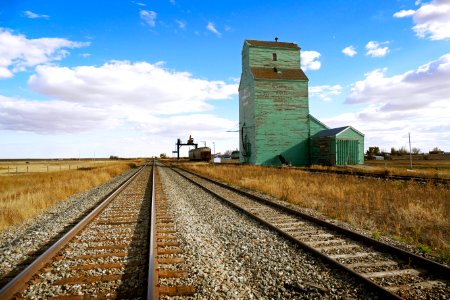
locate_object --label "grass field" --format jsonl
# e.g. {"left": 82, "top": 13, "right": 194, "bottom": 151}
{"left": 0, "top": 159, "right": 145, "bottom": 231}
{"left": 183, "top": 162, "right": 450, "bottom": 263}
{"left": 0, "top": 159, "right": 114, "bottom": 174}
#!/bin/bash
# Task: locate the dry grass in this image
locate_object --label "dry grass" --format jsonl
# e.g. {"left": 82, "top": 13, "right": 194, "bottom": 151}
{"left": 308, "top": 159, "right": 450, "bottom": 179}
{"left": 363, "top": 156, "right": 450, "bottom": 178}
{"left": 0, "top": 159, "right": 117, "bottom": 174}
{"left": 183, "top": 163, "right": 450, "bottom": 261}
{"left": 0, "top": 160, "right": 144, "bottom": 231}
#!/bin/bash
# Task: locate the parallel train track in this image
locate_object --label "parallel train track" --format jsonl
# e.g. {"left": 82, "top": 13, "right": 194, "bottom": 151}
{"left": 0, "top": 163, "right": 195, "bottom": 299}
{"left": 174, "top": 166, "right": 450, "bottom": 299}
{"left": 304, "top": 168, "right": 450, "bottom": 185}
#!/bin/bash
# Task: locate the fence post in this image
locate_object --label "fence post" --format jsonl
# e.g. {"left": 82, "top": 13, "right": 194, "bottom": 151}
{"left": 47, "top": 165, "right": 49, "bottom": 172}
{"left": 27, "top": 166, "right": 28, "bottom": 173}
{"left": 16, "top": 166, "right": 18, "bottom": 174}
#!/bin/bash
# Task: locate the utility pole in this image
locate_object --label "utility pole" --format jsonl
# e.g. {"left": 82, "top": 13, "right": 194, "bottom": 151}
{"left": 409, "top": 132, "right": 413, "bottom": 169}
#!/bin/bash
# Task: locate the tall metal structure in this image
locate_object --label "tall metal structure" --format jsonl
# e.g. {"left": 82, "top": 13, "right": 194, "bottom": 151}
{"left": 175, "top": 135, "right": 198, "bottom": 160}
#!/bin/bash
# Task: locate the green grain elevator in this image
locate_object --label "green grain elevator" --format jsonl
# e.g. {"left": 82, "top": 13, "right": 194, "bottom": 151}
{"left": 239, "top": 39, "right": 364, "bottom": 166}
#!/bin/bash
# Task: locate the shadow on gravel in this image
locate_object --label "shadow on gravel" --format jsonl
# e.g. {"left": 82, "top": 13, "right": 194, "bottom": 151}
{"left": 115, "top": 168, "right": 153, "bottom": 298}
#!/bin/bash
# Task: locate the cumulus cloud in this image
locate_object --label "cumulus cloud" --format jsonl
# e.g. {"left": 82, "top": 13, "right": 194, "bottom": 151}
{"left": 301, "top": 50, "right": 321, "bottom": 71}
{"left": 365, "top": 41, "right": 390, "bottom": 57}
{"left": 309, "top": 85, "right": 342, "bottom": 101}
{"left": 325, "top": 53, "right": 450, "bottom": 151}
{"left": 342, "top": 45, "right": 357, "bottom": 57}
{"left": 28, "top": 61, "right": 237, "bottom": 114}
{"left": 347, "top": 53, "right": 450, "bottom": 110}
{"left": 0, "top": 96, "right": 118, "bottom": 134}
{"left": 393, "top": 0, "right": 450, "bottom": 40}
{"left": 0, "top": 60, "right": 240, "bottom": 135}
{"left": 0, "top": 28, "right": 88, "bottom": 79}
{"left": 206, "top": 22, "right": 221, "bottom": 37}
{"left": 140, "top": 10, "right": 157, "bottom": 27}
{"left": 23, "top": 10, "right": 49, "bottom": 19}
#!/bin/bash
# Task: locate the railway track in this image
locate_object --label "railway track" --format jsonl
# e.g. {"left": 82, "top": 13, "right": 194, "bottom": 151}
{"left": 0, "top": 163, "right": 195, "bottom": 299}
{"left": 174, "top": 166, "right": 450, "bottom": 299}
{"left": 304, "top": 168, "right": 450, "bottom": 185}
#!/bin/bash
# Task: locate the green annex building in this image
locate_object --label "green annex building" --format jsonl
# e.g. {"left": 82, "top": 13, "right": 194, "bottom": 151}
{"left": 239, "top": 39, "right": 364, "bottom": 166}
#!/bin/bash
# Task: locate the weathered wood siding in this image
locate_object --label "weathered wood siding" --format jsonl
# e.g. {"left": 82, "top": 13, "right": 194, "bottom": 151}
{"left": 337, "top": 128, "right": 364, "bottom": 164}
{"left": 254, "top": 80, "right": 309, "bottom": 166}
{"left": 309, "top": 116, "right": 329, "bottom": 136}
{"left": 311, "top": 137, "right": 336, "bottom": 165}
{"left": 249, "top": 47, "right": 301, "bottom": 69}
{"left": 311, "top": 128, "right": 364, "bottom": 165}
{"left": 239, "top": 71, "right": 256, "bottom": 164}
{"left": 239, "top": 40, "right": 311, "bottom": 166}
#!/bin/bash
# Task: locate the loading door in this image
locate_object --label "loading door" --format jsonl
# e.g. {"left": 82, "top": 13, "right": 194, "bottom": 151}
{"left": 336, "top": 139, "right": 359, "bottom": 165}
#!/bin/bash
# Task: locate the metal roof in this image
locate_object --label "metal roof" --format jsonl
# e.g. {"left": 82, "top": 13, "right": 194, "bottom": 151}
{"left": 251, "top": 67, "right": 308, "bottom": 81}
{"left": 245, "top": 40, "right": 300, "bottom": 50}
{"left": 311, "top": 126, "right": 350, "bottom": 138}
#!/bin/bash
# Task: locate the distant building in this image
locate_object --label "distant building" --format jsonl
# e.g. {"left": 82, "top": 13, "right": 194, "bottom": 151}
{"left": 239, "top": 39, "right": 364, "bottom": 166}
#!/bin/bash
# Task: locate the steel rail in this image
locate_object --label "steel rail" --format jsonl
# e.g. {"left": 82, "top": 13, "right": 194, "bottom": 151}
{"left": 0, "top": 165, "right": 147, "bottom": 299}
{"left": 173, "top": 166, "right": 450, "bottom": 299}
{"left": 178, "top": 167, "right": 450, "bottom": 277}
{"left": 304, "top": 168, "right": 450, "bottom": 185}
{"left": 147, "top": 160, "right": 157, "bottom": 300}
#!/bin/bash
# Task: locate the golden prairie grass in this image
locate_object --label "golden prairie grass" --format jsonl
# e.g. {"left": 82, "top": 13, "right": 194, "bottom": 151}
{"left": 0, "top": 159, "right": 116, "bottom": 174}
{"left": 183, "top": 163, "right": 450, "bottom": 261}
{"left": 0, "top": 160, "right": 144, "bottom": 231}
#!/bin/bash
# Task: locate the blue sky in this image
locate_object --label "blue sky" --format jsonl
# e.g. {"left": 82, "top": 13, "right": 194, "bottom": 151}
{"left": 0, "top": 0, "right": 449, "bottom": 158}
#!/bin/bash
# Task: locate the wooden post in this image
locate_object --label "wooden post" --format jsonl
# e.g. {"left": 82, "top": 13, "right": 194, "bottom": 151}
{"left": 47, "top": 165, "right": 49, "bottom": 172}
{"left": 16, "top": 166, "right": 18, "bottom": 173}
{"left": 27, "top": 166, "right": 28, "bottom": 173}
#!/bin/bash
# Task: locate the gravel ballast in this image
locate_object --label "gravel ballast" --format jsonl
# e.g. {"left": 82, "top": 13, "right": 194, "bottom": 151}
{"left": 0, "top": 167, "right": 140, "bottom": 288}
{"left": 158, "top": 166, "right": 376, "bottom": 299}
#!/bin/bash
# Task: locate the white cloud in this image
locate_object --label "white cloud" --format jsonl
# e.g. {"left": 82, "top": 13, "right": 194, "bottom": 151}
{"left": 309, "top": 85, "right": 342, "bottom": 101}
{"left": 0, "top": 60, "right": 239, "bottom": 135}
{"left": 23, "top": 10, "right": 49, "bottom": 19}
{"left": 365, "top": 41, "right": 390, "bottom": 57}
{"left": 176, "top": 19, "right": 186, "bottom": 29}
{"left": 347, "top": 53, "right": 450, "bottom": 110}
{"left": 301, "top": 50, "right": 321, "bottom": 71}
{"left": 325, "top": 53, "right": 450, "bottom": 151}
{"left": 140, "top": 10, "right": 157, "bottom": 27}
{"left": 0, "top": 28, "right": 88, "bottom": 78}
{"left": 206, "top": 22, "right": 221, "bottom": 37}
{"left": 28, "top": 61, "right": 237, "bottom": 113}
{"left": 393, "top": 0, "right": 450, "bottom": 40}
{"left": 0, "top": 96, "right": 118, "bottom": 134}
{"left": 0, "top": 67, "right": 13, "bottom": 79}
{"left": 342, "top": 45, "right": 357, "bottom": 57}
{"left": 393, "top": 9, "right": 416, "bottom": 18}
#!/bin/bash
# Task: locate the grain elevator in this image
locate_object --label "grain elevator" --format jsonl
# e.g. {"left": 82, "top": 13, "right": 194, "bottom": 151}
{"left": 239, "top": 39, "right": 364, "bottom": 166}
